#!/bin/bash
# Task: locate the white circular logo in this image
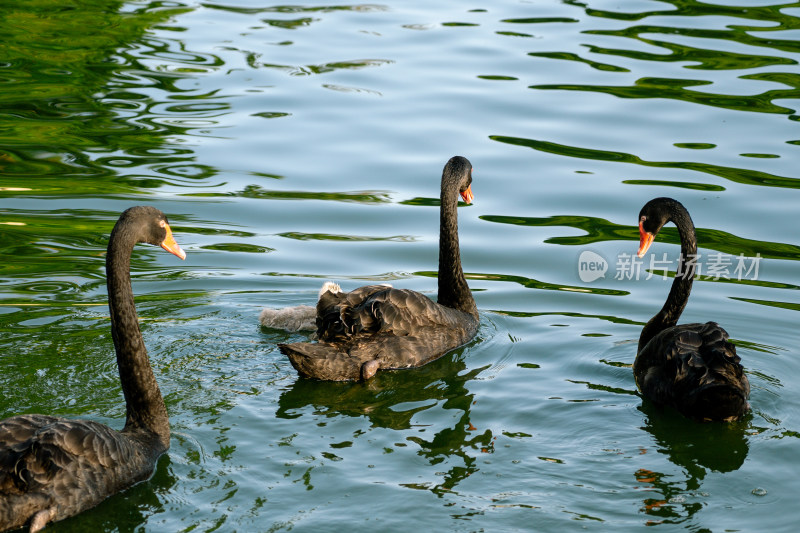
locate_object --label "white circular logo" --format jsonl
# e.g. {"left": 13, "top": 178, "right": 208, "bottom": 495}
{"left": 578, "top": 250, "right": 608, "bottom": 283}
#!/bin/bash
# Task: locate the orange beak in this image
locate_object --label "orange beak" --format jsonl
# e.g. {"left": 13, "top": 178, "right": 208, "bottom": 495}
{"left": 161, "top": 222, "right": 186, "bottom": 260}
{"left": 637, "top": 220, "right": 655, "bottom": 258}
{"left": 460, "top": 185, "right": 474, "bottom": 205}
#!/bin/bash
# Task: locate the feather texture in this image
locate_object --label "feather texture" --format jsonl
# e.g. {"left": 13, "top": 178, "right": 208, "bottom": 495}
{"left": 0, "top": 415, "right": 164, "bottom": 531}
{"left": 283, "top": 286, "right": 478, "bottom": 381}
{"left": 635, "top": 322, "right": 749, "bottom": 421}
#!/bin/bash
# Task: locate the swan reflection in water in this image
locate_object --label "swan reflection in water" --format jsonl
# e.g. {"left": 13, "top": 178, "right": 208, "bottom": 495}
{"left": 634, "top": 401, "right": 750, "bottom": 525}
{"left": 276, "top": 338, "right": 491, "bottom": 495}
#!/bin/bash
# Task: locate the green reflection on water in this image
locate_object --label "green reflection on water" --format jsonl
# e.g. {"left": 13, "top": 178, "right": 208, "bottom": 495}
{"left": 731, "top": 297, "right": 800, "bottom": 312}
{"left": 496, "top": 309, "right": 642, "bottom": 328}
{"left": 527, "top": 0, "right": 800, "bottom": 114}
{"left": 622, "top": 179, "right": 726, "bottom": 191}
{"left": 480, "top": 212, "right": 800, "bottom": 261}
{"left": 501, "top": 17, "right": 579, "bottom": 24}
{"left": 496, "top": 31, "right": 533, "bottom": 38}
{"left": 0, "top": 1, "right": 204, "bottom": 196}
{"left": 200, "top": 243, "right": 274, "bottom": 253}
{"left": 581, "top": 22, "right": 798, "bottom": 71}
{"left": 278, "top": 232, "right": 416, "bottom": 242}
{"left": 490, "top": 135, "right": 800, "bottom": 189}
{"left": 400, "top": 196, "right": 472, "bottom": 207}
{"left": 674, "top": 143, "right": 716, "bottom": 150}
{"left": 531, "top": 77, "right": 796, "bottom": 114}
{"left": 477, "top": 75, "right": 520, "bottom": 81}
{"left": 182, "top": 185, "right": 392, "bottom": 203}
{"left": 528, "top": 51, "right": 630, "bottom": 73}
{"left": 204, "top": 4, "right": 388, "bottom": 15}
{"left": 416, "top": 270, "right": 629, "bottom": 296}
{"left": 480, "top": 213, "right": 633, "bottom": 246}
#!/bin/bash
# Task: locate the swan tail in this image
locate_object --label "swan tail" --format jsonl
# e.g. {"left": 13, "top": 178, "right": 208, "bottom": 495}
{"left": 0, "top": 494, "right": 52, "bottom": 532}
{"left": 279, "top": 327, "right": 474, "bottom": 382}
{"left": 279, "top": 342, "right": 364, "bottom": 381}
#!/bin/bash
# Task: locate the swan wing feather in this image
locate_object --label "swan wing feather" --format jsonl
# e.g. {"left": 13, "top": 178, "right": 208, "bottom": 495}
{"left": 280, "top": 323, "right": 475, "bottom": 382}
{"left": 635, "top": 321, "right": 749, "bottom": 420}
{"left": 0, "top": 414, "right": 153, "bottom": 530}
{"left": 318, "top": 287, "right": 466, "bottom": 340}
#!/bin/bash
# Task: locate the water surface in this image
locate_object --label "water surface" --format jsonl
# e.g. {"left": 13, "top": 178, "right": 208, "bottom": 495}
{"left": 1, "top": 0, "right": 799, "bottom": 531}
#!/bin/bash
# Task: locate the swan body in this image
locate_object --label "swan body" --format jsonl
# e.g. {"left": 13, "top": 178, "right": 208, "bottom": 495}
{"left": 279, "top": 156, "right": 479, "bottom": 381}
{"left": 0, "top": 206, "right": 185, "bottom": 532}
{"left": 634, "top": 197, "right": 749, "bottom": 421}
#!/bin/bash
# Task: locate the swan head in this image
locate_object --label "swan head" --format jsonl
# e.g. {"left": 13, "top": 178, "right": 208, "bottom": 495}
{"left": 118, "top": 206, "right": 186, "bottom": 260}
{"left": 444, "top": 155, "right": 474, "bottom": 205}
{"left": 637, "top": 197, "right": 681, "bottom": 258}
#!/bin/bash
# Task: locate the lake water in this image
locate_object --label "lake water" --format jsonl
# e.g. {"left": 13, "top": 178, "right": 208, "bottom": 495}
{"left": 1, "top": 0, "right": 799, "bottom": 531}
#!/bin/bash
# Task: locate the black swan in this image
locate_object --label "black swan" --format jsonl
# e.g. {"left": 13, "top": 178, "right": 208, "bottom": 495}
{"left": 634, "top": 197, "right": 749, "bottom": 421}
{"left": 0, "top": 206, "right": 185, "bottom": 532}
{"left": 279, "top": 156, "right": 479, "bottom": 381}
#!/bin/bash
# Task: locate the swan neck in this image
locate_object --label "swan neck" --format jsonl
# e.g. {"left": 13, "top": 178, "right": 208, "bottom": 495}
{"left": 107, "top": 227, "right": 170, "bottom": 448}
{"left": 437, "top": 180, "right": 477, "bottom": 319}
{"left": 638, "top": 204, "right": 696, "bottom": 353}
